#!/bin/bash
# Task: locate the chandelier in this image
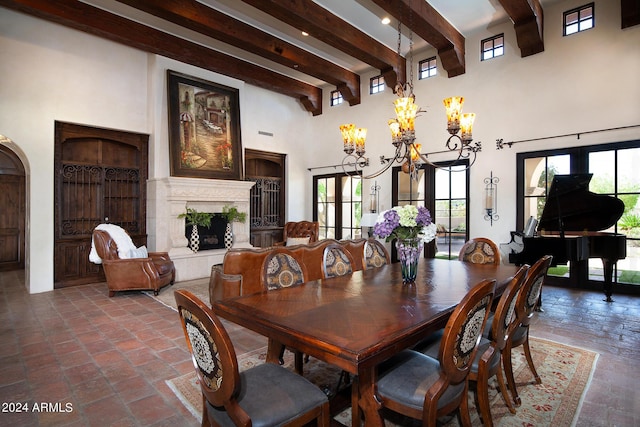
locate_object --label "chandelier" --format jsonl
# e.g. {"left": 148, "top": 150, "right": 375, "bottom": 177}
{"left": 339, "top": 23, "right": 481, "bottom": 179}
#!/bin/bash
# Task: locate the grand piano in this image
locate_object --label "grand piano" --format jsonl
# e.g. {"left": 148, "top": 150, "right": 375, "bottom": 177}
{"left": 509, "top": 173, "right": 626, "bottom": 302}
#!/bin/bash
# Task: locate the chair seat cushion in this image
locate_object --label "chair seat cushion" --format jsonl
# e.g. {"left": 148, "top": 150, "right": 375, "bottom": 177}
{"left": 208, "top": 362, "right": 328, "bottom": 427}
{"left": 377, "top": 350, "right": 465, "bottom": 412}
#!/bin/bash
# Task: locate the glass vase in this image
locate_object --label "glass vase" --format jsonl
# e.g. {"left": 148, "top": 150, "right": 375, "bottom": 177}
{"left": 395, "top": 238, "right": 424, "bottom": 285}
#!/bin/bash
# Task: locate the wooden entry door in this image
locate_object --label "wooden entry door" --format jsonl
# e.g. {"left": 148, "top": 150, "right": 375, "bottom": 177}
{"left": 0, "top": 146, "right": 26, "bottom": 271}
{"left": 54, "top": 122, "right": 149, "bottom": 288}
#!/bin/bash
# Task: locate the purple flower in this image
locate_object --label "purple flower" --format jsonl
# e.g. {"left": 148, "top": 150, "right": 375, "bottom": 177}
{"left": 415, "top": 206, "right": 432, "bottom": 227}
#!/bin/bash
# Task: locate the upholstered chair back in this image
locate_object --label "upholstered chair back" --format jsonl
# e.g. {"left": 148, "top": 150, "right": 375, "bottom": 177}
{"left": 459, "top": 237, "right": 501, "bottom": 265}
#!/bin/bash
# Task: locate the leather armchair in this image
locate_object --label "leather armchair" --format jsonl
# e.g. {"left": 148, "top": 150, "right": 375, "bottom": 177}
{"left": 92, "top": 229, "right": 175, "bottom": 297}
{"left": 274, "top": 221, "right": 319, "bottom": 246}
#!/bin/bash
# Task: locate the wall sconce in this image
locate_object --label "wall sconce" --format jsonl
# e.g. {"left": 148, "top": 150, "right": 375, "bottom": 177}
{"left": 484, "top": 171, "right": 499, "bottom": 225}
{"left": 361, "top": 181, "right": 381, "bottom": 237}
{"left": 369, "top": 181, "right": 381, "bottom": 213}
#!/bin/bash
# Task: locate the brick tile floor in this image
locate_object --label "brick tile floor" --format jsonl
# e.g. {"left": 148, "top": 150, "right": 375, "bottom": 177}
{"left": 0, "top": 269, "right": 638, "bottom": 426}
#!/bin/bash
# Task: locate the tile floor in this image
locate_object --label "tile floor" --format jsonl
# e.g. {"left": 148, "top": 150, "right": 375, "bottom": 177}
{"left": 0, "top": 269, "right": 638, "bottom": 426}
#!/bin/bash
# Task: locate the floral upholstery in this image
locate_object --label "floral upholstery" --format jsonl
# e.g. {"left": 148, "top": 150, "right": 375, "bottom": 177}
{"left": 459, "top": 237, "right": 501, "bottom": 265}
{"left": 323, "top": 244, "right": 354, "bottom": 278}
{"left": 451, "top": 294, "right": 492, "bottom": 369}
{"left": 174, "top": 290, "right": 331, "bottom": 427}
{"left": 180, "top": 307, "right": 222, "bottom": 391}
{"left": 263, "top": 251, "right": 306, "bottom": 290}
{"left": 375, "top": 279, "right": 496, "bottom": 426}
{"left": 364, "top": 239, "right": 389, "bottom": 269}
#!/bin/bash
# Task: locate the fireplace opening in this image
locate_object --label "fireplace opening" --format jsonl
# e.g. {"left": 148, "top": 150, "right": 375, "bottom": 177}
{"left": 185, "top": 213, "right": 228, "bottom": 250}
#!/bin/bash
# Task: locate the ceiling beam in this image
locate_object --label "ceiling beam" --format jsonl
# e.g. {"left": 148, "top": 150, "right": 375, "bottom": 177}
{"left": 498, "top": 0, "right": 545, "bottom": 57}
{"left": 621, "top": 0, "right": 640, "bottom": 29}
{"left": 115, "top": 0, "right": 360, "bottom": 106}
{"left": 370, "top": 0, "right": 466, "bottom": 78}
{"left": 0, "top": 0, "right": 323, "bottom": 115}
{"left": 239, "top": 0, "right": 405, "bottom": 90}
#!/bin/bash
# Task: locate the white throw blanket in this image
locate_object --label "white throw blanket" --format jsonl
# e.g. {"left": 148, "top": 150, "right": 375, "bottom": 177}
{"left": 89, "top": 223, "right": 137, "bottom": 264}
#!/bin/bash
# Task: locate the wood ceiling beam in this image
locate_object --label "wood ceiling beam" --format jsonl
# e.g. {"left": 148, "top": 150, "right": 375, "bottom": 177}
{"left": 0, "top": 0, "right": 323, "bottom": 115}
{"left": 622, "top": 0, "right": 640, "bottom": 29}
{"left": 239, "top": 0, "right": 405, "bottom": 90}
{"left": 498, "top": 0, "right": 545, "bottom": 57}
{"left": 370, "top": 0, "right": 466, "bottom": 78}
{"left": 115, "top": 0, "right": 360, "bottom": 106}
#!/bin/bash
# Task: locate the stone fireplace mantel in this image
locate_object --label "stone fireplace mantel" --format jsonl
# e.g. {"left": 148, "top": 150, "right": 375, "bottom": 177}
{"left": 147, "top": 177, "right": 255, "bottom": 281}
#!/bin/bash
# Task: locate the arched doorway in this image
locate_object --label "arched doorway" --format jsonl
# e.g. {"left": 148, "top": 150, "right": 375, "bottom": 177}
{"left": 0, "top": 143, "right": 26, "bottom": 271}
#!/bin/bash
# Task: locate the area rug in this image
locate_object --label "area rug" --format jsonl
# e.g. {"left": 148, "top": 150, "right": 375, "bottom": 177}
{"left": 144, "top": 278, "right": 210, "bottom": 311}
{"left": 166, "top": 337, "right": 598, "bottom": 426}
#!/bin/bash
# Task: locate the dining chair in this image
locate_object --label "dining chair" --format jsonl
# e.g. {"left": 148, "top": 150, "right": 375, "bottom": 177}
{"left": 260, "top": 248, "right": 308, "bottom": 373}
{"left": 375, "top": 278, "right": 497, "bottom": 427}
{"left": 363, "top": 238, "right": 390, "bottom": 269}
{"left": 174, "top": 290, "right": 331, "bottom": 427}
{"left": 274, "top": 220, "right": 319, "bottom": 246}
{"left": 322, "top": 243, "right": 355, "bottom": 278}
{"left": 503, "top": 255, "right": 553, "bottom": 406}
{"left": 459, "top": 237, "right": 501, "bottom": 265}
{"left": 418, "top": 265, "right": 530, "bottom": 426}
{"left": 261, "top": 247, "right": 308, "bottom": 290}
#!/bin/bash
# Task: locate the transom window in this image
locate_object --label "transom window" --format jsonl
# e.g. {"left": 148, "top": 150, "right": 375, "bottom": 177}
{"left": 330, "top": 90, "right": 343, "bottom": 106}
{"left": 564, "top": 3, "right": 594, "bottom": 36}
{"left": 481, "top": 34, "right": 504, "bottom": 61}
{"left": 419, "top": 57, "right": 437, "bottom": 80}
{"left": 370, "top": 75, "right": 385, "bottom": 94}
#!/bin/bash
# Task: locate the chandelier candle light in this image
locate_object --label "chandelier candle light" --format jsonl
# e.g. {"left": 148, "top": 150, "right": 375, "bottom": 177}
{"left": 373, "top": 205, "right": 437, "bottom": 284}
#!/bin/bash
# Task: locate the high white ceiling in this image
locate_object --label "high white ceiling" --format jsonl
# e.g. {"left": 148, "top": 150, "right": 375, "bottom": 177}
{"left": 83, "top": 0, "right": 562, "bottom": 87}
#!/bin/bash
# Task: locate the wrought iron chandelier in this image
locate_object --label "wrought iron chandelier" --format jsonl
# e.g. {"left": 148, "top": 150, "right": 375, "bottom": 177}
{"left": 339, "top": 22, "right": 481, "bottom": 179}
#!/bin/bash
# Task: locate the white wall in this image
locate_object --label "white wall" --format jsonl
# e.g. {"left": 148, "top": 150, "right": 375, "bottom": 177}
{"left": 0, "top": 7, "right": 312, "bottom": 293}
{"left": 306, "top": 0, "right": 640, "bottom": 246}
{"left": 1, "top": 1, "right": 638, "bottom": 293}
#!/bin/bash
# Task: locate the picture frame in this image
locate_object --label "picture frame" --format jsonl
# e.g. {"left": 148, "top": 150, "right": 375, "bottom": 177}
{"left": 167, "top": 70, "right": 243, "bottom": 180}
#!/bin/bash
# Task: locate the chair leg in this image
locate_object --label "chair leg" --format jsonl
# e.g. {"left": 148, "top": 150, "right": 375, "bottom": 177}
{"left": 458, "top": 382, "right": 473, "bottom": 427}
{"left": 201, "top": 395, "right": 212, "bottom": 427}
{"left": 495, "top": 363, "right": 516, "bottom": 414}
{"left": 522, "top": 335, "right": 541, "bottom": 384}
{"left": 475, "top": 370, "right": 493, "bottom": 427}
{"left": 294, "top": 350, "right": 304, "bottom": 375}
{"left": 278, "top": 344, "right": 286, "bottom": 365}
{"left": 502, "top": 345, "right": 521, "bottom": 406}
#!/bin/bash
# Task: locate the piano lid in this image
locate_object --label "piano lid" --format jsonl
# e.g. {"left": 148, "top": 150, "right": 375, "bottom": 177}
{"left": 537, "top": 173, "right": 625, "bottom": 232}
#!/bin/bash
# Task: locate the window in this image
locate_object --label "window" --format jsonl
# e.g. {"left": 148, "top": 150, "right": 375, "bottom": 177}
{"left": 564, "top": 3, "right": 594, "bottom": 36}
{"left": 419, "top": 57, "right": 437, "bottom": 80}
{"left": 370, "top": 75, "right": 385, "bottom": 94}
{"left": 516, "top": 140, "right": 640, "bottom": 288}
{"left": 330, "top": 90, "right": 343, "bottom": 106}
{"left": 391, "top": 161, "right": 470, "bottom": 261}
{"left": 481, "top": 34, "right": 504, "bottom": 61}
{"left": 313, "top": 173, "right": 362, "bottom": 240}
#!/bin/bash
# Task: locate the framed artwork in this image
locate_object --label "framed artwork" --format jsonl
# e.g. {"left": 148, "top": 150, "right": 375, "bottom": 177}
{"left": 167, "top": 70, "right": 243, "bottom": 180}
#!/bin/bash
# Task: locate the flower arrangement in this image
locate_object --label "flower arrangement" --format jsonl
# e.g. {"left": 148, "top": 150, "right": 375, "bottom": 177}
{"left": 373, "top": 205, "right": 438, "bottom": 243}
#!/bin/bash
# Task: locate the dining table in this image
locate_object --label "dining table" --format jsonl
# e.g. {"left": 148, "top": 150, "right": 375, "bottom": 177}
{"left": 212, "top": 257, "right": 521, "bottom": 427}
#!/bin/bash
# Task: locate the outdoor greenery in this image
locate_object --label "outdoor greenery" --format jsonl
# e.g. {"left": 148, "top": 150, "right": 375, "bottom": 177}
{"left": 178, "top": 208, "right": 212, "bottom": 228}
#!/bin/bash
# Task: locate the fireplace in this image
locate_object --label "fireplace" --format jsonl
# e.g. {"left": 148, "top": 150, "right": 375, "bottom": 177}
{"left": 186, "top": 214, "right": 227, "bottom": 250}
{"left": 147, "top": 177, "right": 255, "bottom": 281}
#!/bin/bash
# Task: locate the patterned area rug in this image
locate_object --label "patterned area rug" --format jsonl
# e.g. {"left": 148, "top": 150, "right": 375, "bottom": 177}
{"left": 145, "top": 278, "right": 210, "bottom": 311}
{"left": 166, "top": 337, "right": 598, "bottom": 426}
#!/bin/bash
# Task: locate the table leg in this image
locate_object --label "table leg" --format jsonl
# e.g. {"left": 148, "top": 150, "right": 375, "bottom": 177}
{"left": 357, "top": 367, "right": 384, "bottom": 427}
{"left": 266, "top": 338, "right": 282, "bottom": 364}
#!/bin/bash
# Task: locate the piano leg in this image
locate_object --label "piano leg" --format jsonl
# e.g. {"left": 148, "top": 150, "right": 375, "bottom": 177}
{"left": 602, "top": 258, "right": 615, "bottom": 302}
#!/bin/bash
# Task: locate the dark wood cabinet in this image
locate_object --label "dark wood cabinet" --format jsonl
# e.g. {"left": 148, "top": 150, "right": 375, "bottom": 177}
{"left": 245, "top": 149, "right": 285, "bottom": 247}
{"left": 54, "top": 122, "right": 149, "bottom": 287}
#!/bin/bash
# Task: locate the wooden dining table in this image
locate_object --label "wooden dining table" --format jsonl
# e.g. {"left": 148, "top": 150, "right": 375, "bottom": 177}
{"left": 212, "top": 258, "right": 520, "bottom": 427}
